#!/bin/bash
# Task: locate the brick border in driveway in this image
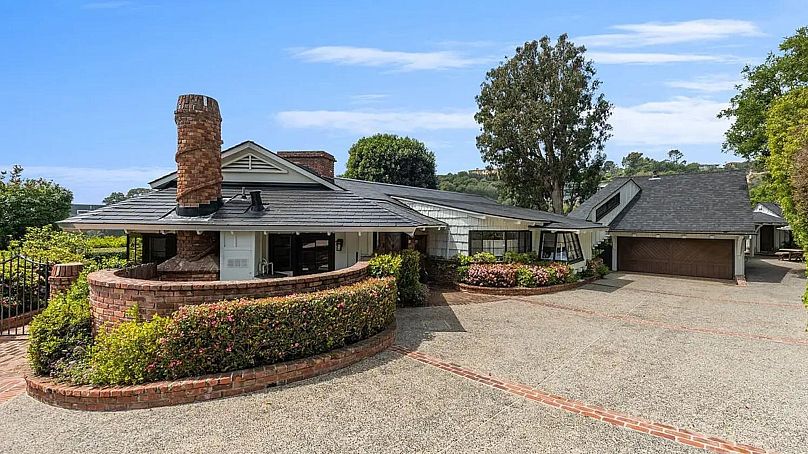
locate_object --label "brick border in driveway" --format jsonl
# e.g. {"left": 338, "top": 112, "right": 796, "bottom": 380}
{"left": 390, "top": 345, "right": 773, "bottom": 454}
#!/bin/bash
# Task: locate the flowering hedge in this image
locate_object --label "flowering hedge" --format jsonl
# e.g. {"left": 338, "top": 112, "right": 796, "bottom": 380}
{"left": 463, "top": 262, "right": 576, "bottom": 288}
{"left": 31, "top": 277, "right": 397, "bottom": 386}
{"left": 156, "top": 277, "right": 396, "bottom": 379}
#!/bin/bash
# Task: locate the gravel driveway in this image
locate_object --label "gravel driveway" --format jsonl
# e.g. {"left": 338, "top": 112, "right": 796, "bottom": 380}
{"left": 1, "top": 258, "right": 805, "bottom": 453}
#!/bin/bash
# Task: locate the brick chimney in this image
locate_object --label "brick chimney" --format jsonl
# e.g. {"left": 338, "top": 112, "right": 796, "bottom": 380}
{"left": 277, "top": 151, "right": 336, "bottom": 178}
{"left": 175, "top": 94, "right": 223, "bottom": 216}
{"left": 158, "top": 94, "right": 223, "bottom": 281}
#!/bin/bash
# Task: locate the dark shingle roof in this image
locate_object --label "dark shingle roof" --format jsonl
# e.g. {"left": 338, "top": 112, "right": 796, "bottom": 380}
{"left": 335, "top": 178, "right": 604, "bottom": 230}
{"left": 605, "top": 171, "right": 755, "bottom": 234}
{"left": 752, "top": 211, "right": 787, "bottom": 225}
{"left": 759, "top": 202, "right": 784, "bottom": 217}
{"left": 568, "top": 178, "right": 630, "bottom": 220}
{"left": 59, "top": 185, "right": 444, "bottom": 231}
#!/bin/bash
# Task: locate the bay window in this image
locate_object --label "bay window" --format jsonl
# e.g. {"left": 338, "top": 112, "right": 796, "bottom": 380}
{"left": 539, "top": 231, "right": 583, "bottom": 263}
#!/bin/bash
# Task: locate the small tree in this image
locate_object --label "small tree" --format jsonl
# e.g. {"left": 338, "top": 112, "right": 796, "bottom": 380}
{"left": 344, "top": 134, "right": 438, "bottom": 189}
{"left": 0, "top": 166, "right": 72, "bottom": 249}
{"left": 475, "top": 35, "right": 612, "bottom": 213}
{"left": 103, "top": 188, "right": 151, "bottom": 205}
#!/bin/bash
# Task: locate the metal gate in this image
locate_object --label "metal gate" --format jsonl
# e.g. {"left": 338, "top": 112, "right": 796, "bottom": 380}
{"left": 1, "top": 254, "right": 51, "bottom": 336}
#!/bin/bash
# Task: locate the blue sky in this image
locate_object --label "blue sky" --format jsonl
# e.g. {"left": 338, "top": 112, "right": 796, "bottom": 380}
{"left": 1, "top": 1, "right": 805, "bottom": 202}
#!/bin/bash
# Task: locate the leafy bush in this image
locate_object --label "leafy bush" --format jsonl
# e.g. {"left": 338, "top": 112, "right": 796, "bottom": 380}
{"left": 369, "top": 250, "right": 426, "bottom": 306}
{"left": 465, "top": 264, "right": 517, "bottom": 287}
{"left": 158, "top": 278, "right": 396, "bottom": 380}
{"left": 85, "top": 235, "right": 127, "bottom": 249}
{"left": 454, "top": 254, "right": 474, "bottom": 266}
{"left": 470, "top": 252, "right": 497, "bottom": 263}
{"left": 463, "top": 262, "right": 576, "bottom": 288}
{"left": 504, "top": 251, "right": 542, "bottom": 265}
{"left": 10, "top": 225, "right": 87, "bottom": 264}
{"left": 28, "top": 271, "right": 93, "bottom": 378}
{"left": 88, "top": 316, "right": 169, "bottom": 385}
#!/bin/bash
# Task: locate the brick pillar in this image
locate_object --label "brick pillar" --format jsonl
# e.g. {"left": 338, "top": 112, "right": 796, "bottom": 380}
{"left": 48, "top": 262, "right": 84, "bottom": 295}
{"left": 174, "top": 94, "right": 223, "bottom": 216}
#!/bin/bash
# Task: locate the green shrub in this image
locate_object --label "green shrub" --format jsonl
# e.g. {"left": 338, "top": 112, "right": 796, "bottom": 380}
{"left": 369, "top": 250, "right": 426, "bottom": 306}
{"left": 515, "top": 266, "right": 536, "bottom": 287}
{"left": 504, "top": 251, "right": 542, "bottom": 265}
{"left": 11, "top": 225, "right": 88, "bottom": 264}
{"left": 470, "top": 252, "right": 497, "bottom": 263}
{"left": 368, "top": 253, "right": 402, "bottom": 277}
{"left": 87, "top": 316, "right": 169, "bottom": 385}
{"left": 28, "top": 271, "right": 93, "bottom": 378}
{"left": 454, "top": 254, "right": 474, "bottom": 266}
{"left": 85, "top": 235, "right": 127, "bottom": 249}
{"left": 456, "top": 265, "right": 470, "bottom": 282}
{"left": 158, "top": 277, "right": 396, "bottom": 380}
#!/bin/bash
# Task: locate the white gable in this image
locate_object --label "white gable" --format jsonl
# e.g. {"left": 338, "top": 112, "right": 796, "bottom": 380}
{"left": 753, "top": 203, "right": 781, "bottom": 218}
{"left": 149, "top": 141, "right": 341, "bottom": 190}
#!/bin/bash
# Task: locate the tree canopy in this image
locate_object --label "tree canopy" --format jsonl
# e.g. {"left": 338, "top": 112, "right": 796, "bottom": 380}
{"left": 764, "top": 87, "right": 808, "bottom": 249}
{"left": 475, "top": 35, "right": 612, "bottom": 213}
{"left": 0, "top": 166, "right": 73, "bottom": 249}
{"left": 719, "top": 27, "right": 808, "bottom": 162}
{"left": 437, "top": 171, "right": 505, "bottom": 203}
{"left": 103, "top": 188, "right": 152, "bottom": 205}
{"left": 343, "top": 134, "right": 438, "bottom": 189}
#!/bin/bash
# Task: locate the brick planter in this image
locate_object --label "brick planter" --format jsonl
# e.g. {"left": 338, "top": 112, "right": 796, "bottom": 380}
{"left": 88, "top": 261, "right": 369, "bottom": 330}
{"left": 457, "top": 276, "right": 598, "bottom": 296}
{"left": 26, "top": 323, "right": 395, "bottom": 411}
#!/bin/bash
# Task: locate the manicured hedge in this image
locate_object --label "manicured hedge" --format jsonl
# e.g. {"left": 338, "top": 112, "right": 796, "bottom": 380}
{"left": 463, "top": 262, "right": 576, "bottom": 288}
{"left": 81, "top": 277, "right": 397, "bottom": 384}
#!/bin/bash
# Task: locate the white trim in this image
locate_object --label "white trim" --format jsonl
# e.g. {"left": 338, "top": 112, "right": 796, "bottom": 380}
{"left": 62, "top": 222, "right": 420, "bottom": 234}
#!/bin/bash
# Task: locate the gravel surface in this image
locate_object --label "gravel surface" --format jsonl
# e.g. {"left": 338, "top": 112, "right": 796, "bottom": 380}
{"left": 0, "top": 257, "right": 803, "bottom": 453}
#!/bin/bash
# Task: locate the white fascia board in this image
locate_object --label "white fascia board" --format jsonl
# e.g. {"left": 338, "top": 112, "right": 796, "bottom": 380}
{"left": 61, "top": 222, "right": 421, "bottom": 234}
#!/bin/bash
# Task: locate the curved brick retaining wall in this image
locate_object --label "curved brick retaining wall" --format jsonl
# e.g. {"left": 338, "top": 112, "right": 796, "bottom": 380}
{"left": 457, "top": 276, "right": 597, "bottom": 296}
{"left": 88, "top": 261, "right": 369, "bottom": 330}
{"left": 26, "top": 323, "right": 395, "bottom": 411}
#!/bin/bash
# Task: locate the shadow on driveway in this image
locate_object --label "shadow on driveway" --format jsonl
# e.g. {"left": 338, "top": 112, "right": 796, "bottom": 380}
{"left": 746, "top": 257, "right": 805, "bottom": 283}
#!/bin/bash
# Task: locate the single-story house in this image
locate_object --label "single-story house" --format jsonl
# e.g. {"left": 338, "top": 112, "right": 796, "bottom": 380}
{"left": 569, "top": 172, "right": 756, "bottom": 280}
{"left": 750, "top": 202, "right": 793, "bottom": 254}
{"left": 59, "top": 94, "right": 606, "bottom": 281}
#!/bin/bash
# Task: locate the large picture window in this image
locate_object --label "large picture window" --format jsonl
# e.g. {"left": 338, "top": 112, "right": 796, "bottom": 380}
{"left": 468, "top": 230, "right": 531, "bottom": 258}
{"left": 539, "top": 232, "right": 583, "bottom": 263}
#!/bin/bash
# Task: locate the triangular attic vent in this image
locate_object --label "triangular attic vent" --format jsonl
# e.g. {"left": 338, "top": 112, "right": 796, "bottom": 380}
{"left": 223, "top": 154, "right": 284, "bottom": 173}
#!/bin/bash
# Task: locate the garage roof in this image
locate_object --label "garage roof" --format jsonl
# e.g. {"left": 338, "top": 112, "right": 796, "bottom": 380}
{"left": 607, "top": 171, "right": 756, "bottom": 235}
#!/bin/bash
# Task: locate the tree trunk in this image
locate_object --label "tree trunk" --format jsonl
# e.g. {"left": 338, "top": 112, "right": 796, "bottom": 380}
{"left": 551, "top": 180, "right": 564, "bottom": 214}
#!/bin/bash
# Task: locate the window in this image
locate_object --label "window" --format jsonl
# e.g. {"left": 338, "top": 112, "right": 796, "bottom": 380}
{"left": 299, "top": 234, "right": 333, "bottom": 275}
{"left": 595, "top": 193, "right": 621, "bottom": 221}
{"left": 539, "top": 232, "right": 583, "bottom": 263}
{"left": 468, "top": 231, "right": 531, "bottom": 258}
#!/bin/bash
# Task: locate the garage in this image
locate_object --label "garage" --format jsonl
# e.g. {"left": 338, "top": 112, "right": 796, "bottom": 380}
{"left": 617, "top": 237, "right": 734, "bottom": 280}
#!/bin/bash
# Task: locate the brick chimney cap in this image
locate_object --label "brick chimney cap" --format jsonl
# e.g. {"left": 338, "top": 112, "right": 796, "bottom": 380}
{"left": 276, "top": 150, "right": 336, "bottom": 162}
{"left": 176, "top": 94, "right": 221, "bottom": 117}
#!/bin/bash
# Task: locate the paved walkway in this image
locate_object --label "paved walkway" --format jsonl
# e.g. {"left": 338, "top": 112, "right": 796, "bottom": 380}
{"left": 0, "top": 258, "right": 805, "bottom": 453}
{"left": 0, "top": 334, "right": 29, "bottom": 404}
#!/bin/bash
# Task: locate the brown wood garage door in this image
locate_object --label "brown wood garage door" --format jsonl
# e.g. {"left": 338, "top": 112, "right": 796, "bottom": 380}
{"left": 618, "top": 237, "right": 734, "bottom": 280}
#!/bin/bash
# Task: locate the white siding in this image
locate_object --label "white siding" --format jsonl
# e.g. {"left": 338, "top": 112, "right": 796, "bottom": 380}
{"left": 334, "top": 232, "right": 374, "bottom": 269}
{"left": 400, "top": 200, "right": 531, "bottom": 257}
{"left": 585, "top": 180, "right": 641, "bottom": 246}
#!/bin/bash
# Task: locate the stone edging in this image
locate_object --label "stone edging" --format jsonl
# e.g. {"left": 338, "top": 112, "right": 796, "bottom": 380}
{"left": 26, "top": 324, "right": 395, "bottom": 412}
{"left": 457, "top": 276, "right": 598, "bottom": 296}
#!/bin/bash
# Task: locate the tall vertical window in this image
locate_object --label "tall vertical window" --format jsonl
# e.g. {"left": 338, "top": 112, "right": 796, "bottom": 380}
{"left": 539, "top": 232, "right": 583, "bottom": 263}
{"left": 468, "top": 231, "right": 531, "bottom": 258}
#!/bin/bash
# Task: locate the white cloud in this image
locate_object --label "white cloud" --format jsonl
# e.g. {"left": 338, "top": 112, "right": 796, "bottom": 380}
{"left": 290, "top": 46, "right": 492, "bottom": 71}
{"left": 276, "top": 110, "right": 476, "bottom": 134}
{"left": 665, "top": 74, "right": 741, "bottom": 92}
{"left": 611, "top": 97, "right": 730, "bottom": 146}
{"left": 589, "top": 52, "right": 741, "bottom": 64}
{"left": 578, "top": 19, "right": 762, "bottom": 48}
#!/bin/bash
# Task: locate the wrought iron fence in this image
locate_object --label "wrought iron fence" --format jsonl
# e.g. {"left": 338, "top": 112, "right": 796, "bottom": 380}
{"left": 0, "top": 253, "right": 51, "bottom": 336}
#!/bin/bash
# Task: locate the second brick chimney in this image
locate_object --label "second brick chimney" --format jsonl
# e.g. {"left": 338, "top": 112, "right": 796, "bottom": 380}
{"left": 277, "top": 151, "right": 336, "bottom": 178}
